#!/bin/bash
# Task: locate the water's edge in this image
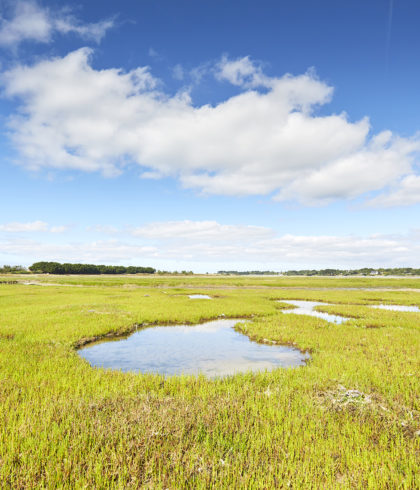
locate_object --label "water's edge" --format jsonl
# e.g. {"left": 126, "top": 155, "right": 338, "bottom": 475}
{"left": 77, "top": 317, "right": 310, "bottom": 378}
{"left": 76, "top": 316, "right": 310, "bottom": 356}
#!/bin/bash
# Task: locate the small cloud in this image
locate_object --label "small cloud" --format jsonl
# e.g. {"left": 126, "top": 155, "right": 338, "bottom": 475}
{"left": 148, "top": 47, "right": 162, "bottom": 59}
{"left": 215, "top": 55, "right": 270, "bottom": 88}
{"left": 54, "top": 15, "right": 115, "bottom": 44}
{"left": 140, "top": 170, "right": 163, "bottom": 179}
{"left": 130, "top": 220, "right": 274, "bottom": 242}
{"left": 189, "top": 63, "right": 210, "bottom": 84}
{"left": 0, "top": 220, "right": 48, "bottom": 232}
{"left": 86, "top": 225, "right": 119, "bottom": 234}
{"left": 0, "top": 0, "right": 114, "bottom": 48}
{"left": 50, "top": 225, "right": 68, "bottom": 233}
{"left": 172, "top": 63, "right": 184, "bottom": 81}
{"left": 0, "top": 221, "right": 69, "bottom": 233}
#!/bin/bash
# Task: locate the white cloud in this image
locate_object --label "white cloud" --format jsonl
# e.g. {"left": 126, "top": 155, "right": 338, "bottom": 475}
{"left": 130, "top": 220, "right": 274, "bottom": 242}
{"left": 49, "top": 225, "right": 68, "bottom": 233}
{"left": 275, "top": 132, "right": 420, "bottom": 204}
{"left": 0, "top": 221, "right": 67, "bottom": 233}
{"left": 53, "top": 16, "right": 114, "bottom": 44}
{"left": 0, "top": 238, "right": 159, "bottom": 264}
{"left": 215, "top": 55, "right": 270, "bottom": 88}
{"left": 0, "top": 220, "right": 48, "bottom": 232}
{"left": 1, "top": 223, "right": 420, "bottom": 269}
{"left": 0, "top": 1, "right": 114, "bottom": 47}
{"left": 2, "top": 50, "right": 420, "bottom": 205}
{"left": 189, "top": 62, "right": 211, "bottom": 85}
{"left": 148, "top": 47, "right": 162, "bottom": 59}
{"left": 86, "top": 225, "right": 119, "bottom": 234}
{"left": 367, "top": 174, "right": 420, "bottom": 207}
{"left": 0, "top": 1, "right": 50, "bottom": 46}
{"left": 172, "top": 64, "right": 184, "bottom": 81}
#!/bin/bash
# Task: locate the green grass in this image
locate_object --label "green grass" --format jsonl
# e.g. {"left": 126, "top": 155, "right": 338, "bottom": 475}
{"left": 5, "top": 272, "right": 420, "bottom": 288}
{"left": 0, "top": 277, "right": 419, "bottom": 488}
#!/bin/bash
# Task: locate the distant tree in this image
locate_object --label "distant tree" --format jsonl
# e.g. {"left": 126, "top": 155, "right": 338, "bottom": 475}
{"left": 28, "top": 262, "right": 155, "bottom": 275}
{"left": 0, "top": 264, "right": 27, "bottom": 273}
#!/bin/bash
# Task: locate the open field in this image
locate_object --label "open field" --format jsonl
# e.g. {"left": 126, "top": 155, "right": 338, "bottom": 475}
{"left": 4, "top": 273, "right": 420, "bottom": 289}
{"left": 0, "top": 275, "right": 419, "bottom": 488}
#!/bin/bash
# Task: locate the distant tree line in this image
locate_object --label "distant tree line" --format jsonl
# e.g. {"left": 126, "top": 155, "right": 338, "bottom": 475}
{"left": 0, "top": 265, "right": 28, "bottom": 274}
{"left": 218, "top": 268, "right": 420, "bottom": 276}
{"left": 218, "top": 270, "right": 278, "bottom": 275}
{"left": 282, "top": 268, "right": 370, "bottom": 276}
{"left": 2, "top": 264, "right": 420, "bottom": 276}
{"left": 281, "top": 268, "right": 420, "bottom": 276}
{"left": 156, "top": 270, "right": 194, "bottom": 275}
{"left": 28, "top": 262, "right": 155, "bottom": 275}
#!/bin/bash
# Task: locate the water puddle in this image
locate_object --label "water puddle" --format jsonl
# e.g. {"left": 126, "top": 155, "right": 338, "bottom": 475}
{"left": 370, "top": 304, "right": 420, "bottom": 312}
{"left": 189, "top": 294, "right": 212, "bottom": 299}
{"left": 280, "top": 300, "right": 348, "bottom": 324}
{"left": 78, "top": 319, "right": 309, "bottom": 377}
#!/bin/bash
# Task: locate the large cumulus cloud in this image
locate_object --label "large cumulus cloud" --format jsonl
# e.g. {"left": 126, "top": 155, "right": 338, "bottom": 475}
{"left": 2, "top": 49, "right": 420, "bottom": 204}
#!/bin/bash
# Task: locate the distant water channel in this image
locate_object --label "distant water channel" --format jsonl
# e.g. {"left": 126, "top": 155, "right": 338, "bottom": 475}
{"left": 281, "top": 300, "right": 348, "bottom": 324}
{"left": 370, "top": 304, "right": 420, "bottom": 312}
{"left": 78, "top": 319, "right": 309, "bottom": 377}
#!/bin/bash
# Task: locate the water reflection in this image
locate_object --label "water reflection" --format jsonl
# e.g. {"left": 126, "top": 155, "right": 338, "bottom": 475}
{"left": 280, "top": 300, "right": 348, "bottom": 324}
{"left": 78, "top": 319, "right": 309, "bottom": 377}
{"left": 189, "top": 294, "right": 212, "bottom": 299}
{"left": 370, "top": 304, "right": 420, "bottom": 312}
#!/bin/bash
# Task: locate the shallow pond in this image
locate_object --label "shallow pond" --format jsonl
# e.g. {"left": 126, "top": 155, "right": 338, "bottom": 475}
{"left": 370, "top": 304, "right": 420, "bottom": 312}
{"left": 78, "top": 319, "right": 309, "bottom": 377}
{"left": 189, "top": 294, "right": 212, "bottom": 299}
{"left": 281, "top": 300, "right": 348, "bottom": 324}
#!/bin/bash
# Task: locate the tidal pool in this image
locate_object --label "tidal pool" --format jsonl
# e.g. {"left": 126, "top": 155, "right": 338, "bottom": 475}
{"left": 370, "top": 304, "right": 420, "bottom": 312}
{"left": 78, "top": 319, "right": 309, "bottom": 377}
{"left": 280, "top": 300, "right": 348, "bottom": 324}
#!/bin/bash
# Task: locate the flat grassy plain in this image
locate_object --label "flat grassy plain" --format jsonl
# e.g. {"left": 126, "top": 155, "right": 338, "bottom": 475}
{"left": 10, "top": 272, "right": 420, "bottom": 288}
{"left": 0, "top": 275, "right": 419, "bottom": 488}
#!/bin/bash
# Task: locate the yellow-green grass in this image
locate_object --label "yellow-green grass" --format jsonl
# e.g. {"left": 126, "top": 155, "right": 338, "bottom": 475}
{"left": 4, "top": 272, "right": 420, "bottom": 289}
{"left": 0, "top": 278, "right": 419, "bottom": 488}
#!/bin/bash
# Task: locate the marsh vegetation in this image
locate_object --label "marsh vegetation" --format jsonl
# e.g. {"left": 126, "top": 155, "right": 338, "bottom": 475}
{"left": 0, "top": 274, "right": 419, "bottom": 488}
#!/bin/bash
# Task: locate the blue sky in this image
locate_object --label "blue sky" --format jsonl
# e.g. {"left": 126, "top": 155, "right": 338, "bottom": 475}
{"left": 0, "top": 0, "right": 419, "bottom": 272}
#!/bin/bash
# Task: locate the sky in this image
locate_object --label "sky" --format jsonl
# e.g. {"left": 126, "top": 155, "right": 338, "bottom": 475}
{"left": 0, "top": 0, "right": 419, "bottom": 272}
